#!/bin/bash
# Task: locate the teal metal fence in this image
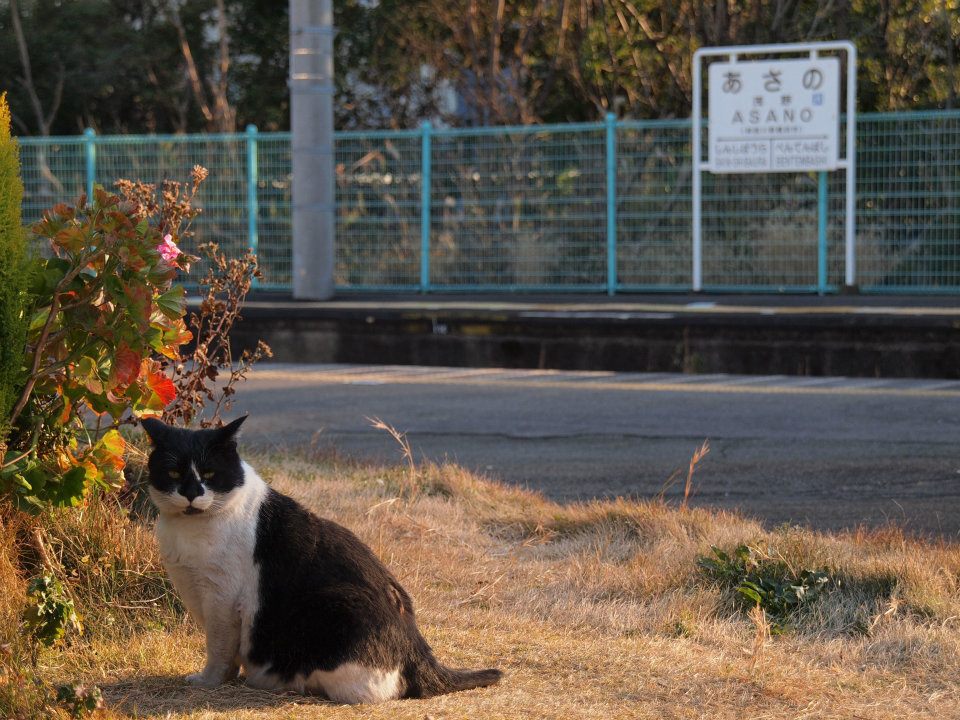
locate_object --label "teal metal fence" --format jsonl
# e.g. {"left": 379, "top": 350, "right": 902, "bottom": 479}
{"left": 17, "top": 110, "right": 960, "bottom": 293}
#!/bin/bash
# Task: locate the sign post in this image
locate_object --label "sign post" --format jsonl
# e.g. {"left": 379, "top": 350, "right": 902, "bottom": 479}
{"left": 691, "top": 41, "right": 856, "bottom": 291}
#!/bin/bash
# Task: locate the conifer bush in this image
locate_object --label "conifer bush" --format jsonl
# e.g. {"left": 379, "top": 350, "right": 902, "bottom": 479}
{"left": 0, "top": 93, "right": 27, "bottom": 446}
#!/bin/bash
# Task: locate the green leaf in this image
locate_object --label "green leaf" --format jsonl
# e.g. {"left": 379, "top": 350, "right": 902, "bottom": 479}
{"left": 54, "top": 466, "right": 88, "bottom": 507}
{"left": 25, "top": 468, "right": 47, "bottom": 492}
{"left": 144, "top": 325, "right": 164, "bottom": 355}
{"left": 75, "top": 356, "right": 104, "bottom": 394}
{"left": 155, "top": 285, "right": 186, "bottom": 320}
{"left": 19, "top": 495, "right": 46, "bottom": 512}
{"left": 28, "top": 306, "right": 53, "bottom": 333}
{"left": 26, "top": 257, "right": 71, "bottom": 296}
{"left": 711, "top": 547, "right": 730, "bottom": 563}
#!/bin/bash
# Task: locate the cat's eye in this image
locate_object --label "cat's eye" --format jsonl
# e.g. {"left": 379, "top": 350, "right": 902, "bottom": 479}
{"left": 168, "top": 470, "right": 181, "bottom": 479}
{"left": 202, "top": 471, "right": 215, "bottom": 479}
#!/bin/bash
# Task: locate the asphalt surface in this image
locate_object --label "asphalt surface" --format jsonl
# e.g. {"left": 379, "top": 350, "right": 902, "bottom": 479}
{"left": 231, "top": 363, "right": 960, "bottom": 539}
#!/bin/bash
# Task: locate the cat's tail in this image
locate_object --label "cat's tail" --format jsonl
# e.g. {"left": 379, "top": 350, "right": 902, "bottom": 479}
{"left": 405, "top": 656, "right": 503, "bottom": 698}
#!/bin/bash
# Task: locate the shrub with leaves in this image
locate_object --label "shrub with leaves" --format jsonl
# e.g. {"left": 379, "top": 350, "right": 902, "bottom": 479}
{"left": 109, "top": 177, "right": 271, "bottom": 429}
{"left": 699, "top": 543, "right": 832, "bottom": 631}
{"left": 0, "top": 169, "right": 205, "bottom": 511}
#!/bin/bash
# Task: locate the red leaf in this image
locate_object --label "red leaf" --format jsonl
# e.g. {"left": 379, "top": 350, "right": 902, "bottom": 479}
{"left": 122, "top": 281, "right": 153, "bottom": 330}
{"left": 147, "top": 370, "right": 177, "bottom": 407}
{"left": 111, "top": 345, "right": 141, "bottom": 389}
{"left": 50, "top": 202, "right": 74, "bottom": 220}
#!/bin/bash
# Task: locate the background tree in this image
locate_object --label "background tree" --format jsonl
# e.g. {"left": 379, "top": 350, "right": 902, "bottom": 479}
{"left": 0, "top": 0, "right": 269, "bottom": 134}
{"left": 0, "top": 0, "right": 958, "bottom": 134}
{"left": 332, "top": 0, "right": 960, "bottom": 126}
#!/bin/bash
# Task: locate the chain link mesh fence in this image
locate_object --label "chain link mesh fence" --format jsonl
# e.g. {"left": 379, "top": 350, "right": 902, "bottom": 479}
{"left": 17, "top": 110, "right": 960, "bottom": 294}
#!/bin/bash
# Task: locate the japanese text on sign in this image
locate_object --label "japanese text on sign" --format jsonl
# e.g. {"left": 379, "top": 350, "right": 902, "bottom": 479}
{"left": 707, "top": 57, "right": 840, "bottom": 173}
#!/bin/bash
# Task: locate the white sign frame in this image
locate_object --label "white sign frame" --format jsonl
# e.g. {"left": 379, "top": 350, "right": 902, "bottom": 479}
{"left": 692, "top": 41, "right": 857, "bottom": 290}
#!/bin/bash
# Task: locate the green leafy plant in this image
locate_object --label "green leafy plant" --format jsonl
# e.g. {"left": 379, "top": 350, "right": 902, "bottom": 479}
{"left": 23, "top": 574, "right": 82, "bottom": 648}
{"left": 56, "top": 683, "right": 104, "bottom": 719}
{"left": 699, "top": 544, "right": 832, "bottom": 632}
{"left": 0, "top": 168, "right": 206, "bottom": 510}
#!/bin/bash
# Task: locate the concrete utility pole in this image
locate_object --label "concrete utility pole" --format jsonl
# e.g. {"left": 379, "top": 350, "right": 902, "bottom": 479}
{"left": 290, "top": 0, "right": 335, "bottom": 299}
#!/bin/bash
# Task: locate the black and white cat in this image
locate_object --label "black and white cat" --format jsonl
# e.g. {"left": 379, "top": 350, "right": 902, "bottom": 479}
{"left": 141, "top": 416, "right": 501, "bottom": 704}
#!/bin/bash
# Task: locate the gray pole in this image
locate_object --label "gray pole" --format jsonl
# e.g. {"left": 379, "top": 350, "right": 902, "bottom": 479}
{"left": 290, "top": 0, "right": 335, "bottom": 299}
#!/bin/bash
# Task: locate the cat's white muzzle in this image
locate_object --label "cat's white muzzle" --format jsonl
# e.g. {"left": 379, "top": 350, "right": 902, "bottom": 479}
{"left": 150, "top": 486, "right": 216, "bottom": 516}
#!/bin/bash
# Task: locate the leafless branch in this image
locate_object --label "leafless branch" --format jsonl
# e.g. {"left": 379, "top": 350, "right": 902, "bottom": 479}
{"left": 10, "top": 0, "right": 62, "bottom": 135}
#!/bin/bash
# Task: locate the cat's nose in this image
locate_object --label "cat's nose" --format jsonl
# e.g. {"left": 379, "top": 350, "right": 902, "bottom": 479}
{"left": 181, "top": 483, "right": 205, "bottom": 502}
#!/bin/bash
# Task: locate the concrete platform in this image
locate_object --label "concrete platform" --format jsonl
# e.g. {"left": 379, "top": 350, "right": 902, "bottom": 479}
{"left": 222, "top": 293, "right": 960, "bottom": 379}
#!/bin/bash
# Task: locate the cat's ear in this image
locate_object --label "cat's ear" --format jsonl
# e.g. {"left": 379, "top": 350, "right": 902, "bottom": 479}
{"left": 213, "top": 415, "right": 247, "bottom": 445}
{"left": 140, "top": 417, "right": 171, "bottom": 445}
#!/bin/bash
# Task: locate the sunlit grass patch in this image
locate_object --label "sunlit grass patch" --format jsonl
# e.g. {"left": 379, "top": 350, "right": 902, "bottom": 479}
{"left": 2, "top": 448, "right": 960, "bottom": 718}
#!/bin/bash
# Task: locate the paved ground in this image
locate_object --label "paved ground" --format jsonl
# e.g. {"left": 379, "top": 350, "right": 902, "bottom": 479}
{"left": 245, "top": 290, "right": 960, "bottom": 311}
{"left": 232, "top": 364, "right": 960, "bottom": 539}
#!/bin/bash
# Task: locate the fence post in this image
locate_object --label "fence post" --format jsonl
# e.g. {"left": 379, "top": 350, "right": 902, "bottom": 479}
{"left": 420, "top": 120, "right": 432, "bottom": 293}
{"left": 246, "top": 124, "right": 260, "bottom": 287}
{"left": 83, "top": 128, "right": 96, "bottom": 201}
{"left": 817, "top": 171, "right": 828, "bottom": 294}
{"left": 605, "top": 113, "right": 617, "bottom": 296}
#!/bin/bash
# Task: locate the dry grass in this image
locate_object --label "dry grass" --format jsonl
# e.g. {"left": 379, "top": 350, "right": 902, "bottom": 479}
{"left": 3, "top": 449, "right": 960, "bottom": 719}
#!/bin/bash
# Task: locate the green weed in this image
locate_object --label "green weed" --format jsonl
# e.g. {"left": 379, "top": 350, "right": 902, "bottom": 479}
{"left": 699, "top": 544, "right": 832, "bottom": 631}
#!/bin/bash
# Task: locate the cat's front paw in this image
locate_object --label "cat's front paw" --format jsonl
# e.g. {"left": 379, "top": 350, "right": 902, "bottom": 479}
{"left": 185, "top": 672, "right": 224, "bottom": 688}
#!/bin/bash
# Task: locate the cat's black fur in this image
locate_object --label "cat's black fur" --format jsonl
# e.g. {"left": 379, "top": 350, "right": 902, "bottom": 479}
{"left": 250, "top": 488, "right": 500, "bottom": 696}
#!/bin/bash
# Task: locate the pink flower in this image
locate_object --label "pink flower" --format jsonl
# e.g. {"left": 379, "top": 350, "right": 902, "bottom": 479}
{"left": 157, "top": 234, "right": 181, "bottom": 262}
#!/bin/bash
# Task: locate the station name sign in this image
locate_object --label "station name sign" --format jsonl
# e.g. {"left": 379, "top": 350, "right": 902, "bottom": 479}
{"left": 707, "top": 57, "right": 840, "bottom": 173}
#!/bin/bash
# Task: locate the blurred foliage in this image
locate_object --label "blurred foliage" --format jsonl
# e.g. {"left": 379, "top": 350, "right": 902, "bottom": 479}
{"left": 0, "top": 1, "right": 958, "bottom": 134}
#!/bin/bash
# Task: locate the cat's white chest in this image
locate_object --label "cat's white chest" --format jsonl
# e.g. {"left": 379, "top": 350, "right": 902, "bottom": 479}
{"left": 157, "top": 514, "right": 251, "bottom": 579}
{"left": 154, "top": 466, "right": 267, "bottom": 654}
